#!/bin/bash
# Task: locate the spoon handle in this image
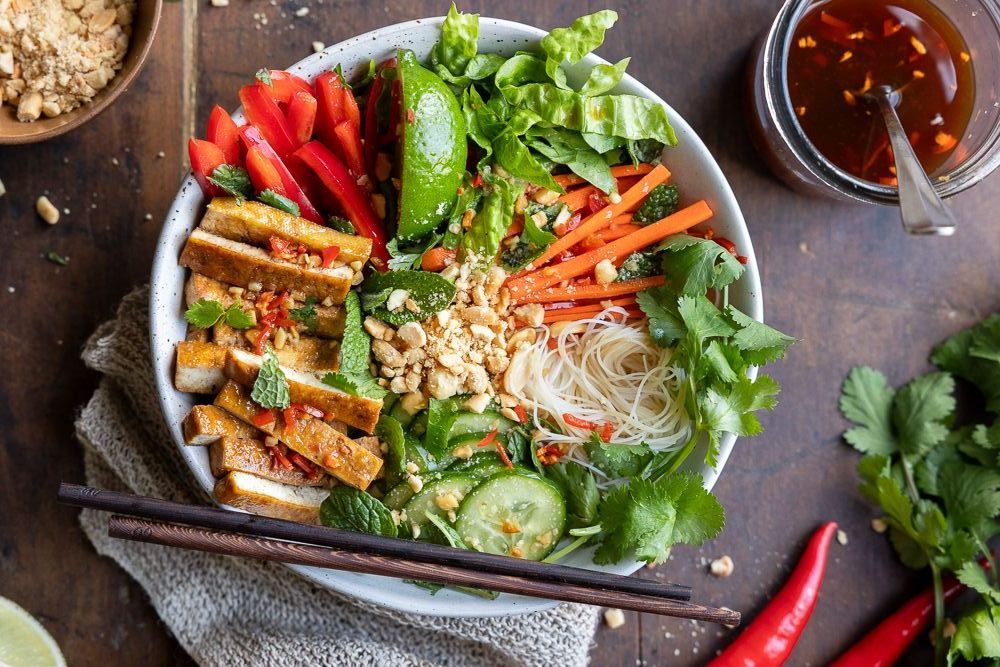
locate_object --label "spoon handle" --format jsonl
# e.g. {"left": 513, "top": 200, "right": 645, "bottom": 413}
{"left": 871, "top": 90, "right": 956, "bottom": 236}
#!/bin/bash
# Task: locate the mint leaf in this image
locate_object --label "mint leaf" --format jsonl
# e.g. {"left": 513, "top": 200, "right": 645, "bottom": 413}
{"left": 658, "top": 234, "right": 743, "bottom": 296}
{"left": 251, "top": 348, "right": 290, "bottom": 409}
{"left": 255, "top": 68, "right": 272, "bottom": 87}
{"left": 320, "top": 486, "right": 397, "bottom": 537}
{"left": 223, "top": 304, "right": 254, "bottom": 329}
{"left": 594, "top": 472, "right": 724, "bottom": 565}
{"left": 360, "top": 270, "right": 456, "bottom": 326}
{"left": 209, "top": 165, "right": 253, "bottom": 202}
{"left": 258, "top": 189, "right": 300, "bottom": 217}
{"left": 840, "top": 367, "right": 897, "bottom": 456}
{"left": 893, "top": 372, "right": 955, "bottom": 459}
{"left": 376, "top": 414, "right": 407, "bottom": 486}
{"left": 185, "top": 299, "right": 227, "bottom": 328}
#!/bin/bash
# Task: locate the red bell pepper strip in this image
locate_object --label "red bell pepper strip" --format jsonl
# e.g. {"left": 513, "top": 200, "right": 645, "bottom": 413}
{"left": 239, "top": 83, "right": 298, "bottom": 157}
{"left": 342, "top": 85, "right": 361, "bottom": 131}
{"left": 363, "top": 72, "right": 384, "bottom": 174}
{"left": 286, "top": 90, "right": 318, "bottom": 147}
{"left": 708, "top": 522, "right": 838, "bottom": 667}
{"left": 314, "top": 71, "right": 347, "bottom": 151}
{"left": 252, "top": 408, "right": 276, "bottom": 427}
{"left": 239, "top": 126, "right": 322, "bottom": 223}
{"left": 188, "top": 138, "right": 226, "bottom": 196}
{"left": 206, "top": 105, "right": 241, "bottom": 165}
{"left": 292, "top": 140, "right": 389, "bottom": 267}
{"left": 260, "top": 70, "right": 313, "bottom": 104}
{"left": 334, "top": 120, "right": 366, "bottom": 177}
{"left": 829, "top": 575, "right": 966, "bottom": 667}
{"left": 245, "top": 146, "right": 286, "bottom": 196}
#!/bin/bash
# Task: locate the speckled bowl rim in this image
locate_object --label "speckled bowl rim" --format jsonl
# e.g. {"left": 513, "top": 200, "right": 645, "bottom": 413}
{"left": 150, "top": 16, "right": 762, "bottom": 619}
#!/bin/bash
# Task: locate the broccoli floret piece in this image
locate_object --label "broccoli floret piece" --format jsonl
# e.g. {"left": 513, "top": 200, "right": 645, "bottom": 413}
{"left": 634, "top": 184, "right": 679, "bottom": 224}
{"left": 615, "top": 251, "right": 661, "bottom": 282}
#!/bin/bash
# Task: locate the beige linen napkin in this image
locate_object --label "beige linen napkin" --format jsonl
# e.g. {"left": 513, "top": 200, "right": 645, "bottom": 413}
{"left": 74, "top": 287, "right": 599, "bottom": 667}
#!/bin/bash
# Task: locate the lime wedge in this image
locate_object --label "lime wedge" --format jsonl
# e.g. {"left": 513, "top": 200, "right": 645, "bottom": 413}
{"left": 0, "top": 597, "right": 66, "bottom": 667}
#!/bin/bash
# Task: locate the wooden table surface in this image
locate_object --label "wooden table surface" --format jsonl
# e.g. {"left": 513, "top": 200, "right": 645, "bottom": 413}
{"left": 0, "top": 1, "right": 996, "bottom": 665}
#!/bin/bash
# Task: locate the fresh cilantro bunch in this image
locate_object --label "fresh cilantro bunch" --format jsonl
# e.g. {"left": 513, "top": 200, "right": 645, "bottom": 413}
{"left": 637, "top": 234, "right": 794, "bottom": 473}
{"left": 840, "top": 315, "right": 1000, "bottom": 666}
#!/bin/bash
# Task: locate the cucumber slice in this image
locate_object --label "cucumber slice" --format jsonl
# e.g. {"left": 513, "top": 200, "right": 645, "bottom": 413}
{"left": 383, "top": 469, "right": 445, "bottom": 510}
{"left": 447, "top": 448, "right": 503, "bottom": 471}
{"left": 403, "top": 474, "right": 480, "bottom": 535}
{"left": 389, "top": 400, "right": 420, "bottom": 428}
{"left": 403, "top": 433, "right": 428, "bottom": 473}
{"left": 455, "top": 472, "right": 566, "bottom": 561}
{"left": 445, "top": 412, "right": 516, "bottom": 442}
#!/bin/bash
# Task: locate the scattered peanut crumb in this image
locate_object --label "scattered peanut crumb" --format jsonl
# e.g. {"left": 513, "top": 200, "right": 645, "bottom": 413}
{"left": 210, "top": 0, "right": 229, "bottom": 6}
{"left": 294, "top": 6, "right": 309, "bottom": 17}
{"left": 960, "top": 51, "right": 971, "bottom": 63}
{"left": 36, "top": 195, "right": 60, "bottom": 225}
{"left": 312, "top": 41, "right": 325, "bottom": 53}
{"left": 797, "top": 35, "right": 817, "bottom": 48}
{"left": 911, "top": 36, "right": 927, "bottom": 55}
{"left": 796, "top": 106, "right": 807, "bottom": 117}
{"left": 836, "top": 529, "right": 848, "bottom": 546}
{"left": 710, "top": 555, "right": 734, "bottom": 578}
{"left": 604, "top": 608, "right": 626, "bottom": 629}
{"left": 912, "top": 69, "right": 925, "bottom": 80}
{"left": 839, "top": 51, "right": 853, "bottom": 62}
{"left": 871, "top": 517, "right": 888, "bottom": 534}
{"left": 842, "top": 90, "right": 856, "bottom": 106}
{"left": 0, "top": 178, "right": 5, "bottom": 198}
{"left": 157, "top": 150, "right": 165, "bottom": 158}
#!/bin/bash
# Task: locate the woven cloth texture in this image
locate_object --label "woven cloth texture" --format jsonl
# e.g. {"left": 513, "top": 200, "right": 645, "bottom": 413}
{"left": 74, "top": 286, "right": 598, "bottom": 667}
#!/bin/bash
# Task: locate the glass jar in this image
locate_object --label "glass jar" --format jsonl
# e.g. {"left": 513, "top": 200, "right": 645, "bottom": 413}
{"left": 747, "top": 0, "right": 1000, "bottom": 204}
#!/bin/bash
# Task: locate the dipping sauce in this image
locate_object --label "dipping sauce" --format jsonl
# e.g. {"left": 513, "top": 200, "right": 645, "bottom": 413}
{"left": 787, "top": 0, "right": 975, "bottom": 184}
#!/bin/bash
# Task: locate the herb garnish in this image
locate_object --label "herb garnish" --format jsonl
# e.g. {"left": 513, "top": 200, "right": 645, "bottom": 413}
{"left": 258, "top": 189, "right": 300, "bottom": 217}
{"left": 321, "top": 291, "right": 386, "bottom": 399}
{"left": 208, "top": 165, "right": 253, "bottom": 202}
{"left": 254, "top": 68, "right": 272, "bottom": 87}
{"left": 251, "top": 347, "right": 290, "bottom": 410}
{"left": 184, "top": 299, "right": 254, "bottom": 329}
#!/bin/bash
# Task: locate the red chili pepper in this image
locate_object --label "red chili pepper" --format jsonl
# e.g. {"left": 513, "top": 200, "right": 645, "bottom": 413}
{"left": 260, "top": 70, "right": 313, "bottom": 104}
{"left": 239, "top": 83, "right": 298, "bottom": 157}
{"left": 829, "top": 575, "right": 966, "bottom": 667}
{"left": 206, "top": 105, "right": 241, "bottom": 164}
{"left": 476, "top": 428, "right": 499, "bottom": 448}
{"left": 268, "top": 444, "right": 294, "bottom": 471}
{"left": 737, "top": 255, "right": 749, "bottom": 265}
{"left": 282, "top": 406, "right": 299, "bottom": 435}
{"left": 292, "top": 140, "right": 389, "bottom": 267}
{"left": 563, "top": 413, "right": 600, "bottom": 430}
{"left": 254, "top": 322, "right": 273, "bottom": 355}
{"left": 252, "top": 408, "right": 276, "bottom": 427}
{"left": 495, "top": 439, "right": 514, "bottom": 469}
{"left": 320, "top": 246, "right": 341, "bottom": 268}
{"left": 188, "top": 138, "right": 226, "bottom": 196}
{"left": 513, "top": 405, "right": 528, "bottom": 424}
{"left": 587, "top": 192, "right": 607, "bottom": 215}
{"left": 239, "top": 126, "right": 323, "bottom": 224}
{"left": 471, "top": 173, "right": 483, "bottom": 188}
{"left": 598, "top": 421, "right": 613, "bottom": 443}
{"left": 288, "top": 451, "right": 319, "bottom": 479}
{"left": 246, "top": 147, "right": 287, "bottom": 197}
{"left": 715, "top": 236, "right": 739, "bottom": 257}
{"left": 708, "top": 522, "right": 838, "bottom": 667}
{"left": 286, "top": 90, "right": 318, "bottom": 147}
{"left": 546, "top": 338, "right": 559, "bottom": 350}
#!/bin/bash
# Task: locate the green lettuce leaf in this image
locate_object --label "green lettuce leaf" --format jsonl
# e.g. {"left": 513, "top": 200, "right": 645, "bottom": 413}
{"left": 430, "top": 3, "right": 479, "bottom": 77}
{"left": 540, "top": 10, "right": 618, "bottom": 85}
{"left": 580, "top": 58, "right": 629, "bottom": 96}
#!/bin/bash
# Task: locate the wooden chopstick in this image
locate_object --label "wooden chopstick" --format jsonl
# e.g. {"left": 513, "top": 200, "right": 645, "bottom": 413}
{"left": 57, "top": 483, "right": 691, "bottom": 601}
{"left": 107, "top": 514, "right": 741, "bottom": 625}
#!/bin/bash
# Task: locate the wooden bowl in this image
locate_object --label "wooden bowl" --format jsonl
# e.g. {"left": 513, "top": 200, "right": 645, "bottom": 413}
{"left": 0, "top": 0, "right": 163, "bottom": 145}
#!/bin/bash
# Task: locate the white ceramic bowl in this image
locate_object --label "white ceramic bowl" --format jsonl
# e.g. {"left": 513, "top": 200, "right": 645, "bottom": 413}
{"left": 150, "top": 16, "right": 762, "bottom": 618}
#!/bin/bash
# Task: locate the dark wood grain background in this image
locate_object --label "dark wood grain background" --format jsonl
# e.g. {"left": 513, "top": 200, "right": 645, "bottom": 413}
{"left": 0, "top": 1, "right": 996, "bottom": 665}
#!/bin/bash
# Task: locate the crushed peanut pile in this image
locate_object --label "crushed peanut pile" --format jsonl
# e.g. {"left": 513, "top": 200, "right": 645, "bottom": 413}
{"left": 366, "top": 259, "right": 543, "bottom": 412}
{"left": 0, "top": 0, "right": 135, "bottom": 122}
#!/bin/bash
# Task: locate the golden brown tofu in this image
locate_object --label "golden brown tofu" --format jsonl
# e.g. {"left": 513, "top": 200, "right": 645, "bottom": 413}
{"left": 179, "top": 229, "right": 354, "bottom": 304}
{"left": 224, "top": 348, "right": 379, "bottom": 433}
{"left": 209, "top": 436, "right": 332, "bottom": 487}
{"left": 214, "top": 471, "right": 328, "bottom": 523}
{"left": 214, "top": 381, "right": 382, "bottom": 490}
{"left": 202, "top": 198, "right": 372, "bottom": 265}
{"left": 174, "top": 341, "right": 228, "bottom": 394}
{"left": 182, "top": 404, "right": 260, "bottom": 445}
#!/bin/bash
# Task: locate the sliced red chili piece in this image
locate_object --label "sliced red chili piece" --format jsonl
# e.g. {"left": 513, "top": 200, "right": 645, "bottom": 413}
{"left": 268, "top": 444, "right": 294, "bottom": 471}
{"left": 288, "top": 451, "right": 319, "bottom": 479}
{"left": 476, "top": 428, "right": 499, "bottom": 448}
{"left": 598, "top": 422, "right": 613, "bottom": 443}
{"left": 320, "top": 246, "right": 341, "bottom": 268}
{"left": 563, "top": 413, "right": 600, "bottom": 430}
{"left": 587, "top": 192, "right": 607, "bottom": 215}
{"left": 513, "top": 405, "right": 528, "bottom": 424}
{"left": 252, "top": 408, "right": 276, "bottom": 427}
{"left": 282, "top": 406, "right": 299, "bottom": 435}
{"left": 254, "top": 322, "right": 273, "bottom": 355}
{"left": 495, "top": 440, "right": 514, "bottom": 469}
{"left": 299, "top": 404, "right": 326, "bottom": 419}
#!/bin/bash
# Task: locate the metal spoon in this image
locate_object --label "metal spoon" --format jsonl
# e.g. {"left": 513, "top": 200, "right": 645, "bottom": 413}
{"left": 865, "top": 85, "right": 956, "bottom": 236}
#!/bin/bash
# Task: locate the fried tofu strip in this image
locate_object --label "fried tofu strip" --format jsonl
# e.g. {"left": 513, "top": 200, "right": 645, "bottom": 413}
{"left": 175, "top": 341, "right": 228, "bottom": 394}
{"left": 224, "top": 348, "right": 380, "bottom": 433}
{"left": 185, "top": 273, "right": 346, "bottom": 339}
{"left": 214, "top": 471, "right": 328, "bottom": 523}
{"left": 202, "top": 198, "right": 372, "bottom": 265}
{"left": 180, "top": 229, "right": 354, "bottom": 304}
{"left": 214, "top": 381, "right": 382, "bottom": 490}
{"left": 209, "top": 436, "right": 331, "bottom": 487}
{"left": 183, "top": 404, "right": 260, "bottom": 445}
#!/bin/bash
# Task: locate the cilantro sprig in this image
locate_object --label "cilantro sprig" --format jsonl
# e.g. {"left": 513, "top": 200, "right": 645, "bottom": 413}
{"left": 184, "top": 299, "right": 254, "bottom": 330}
{"left": 840, "top": 314, "right": 1000, "bottom": 666}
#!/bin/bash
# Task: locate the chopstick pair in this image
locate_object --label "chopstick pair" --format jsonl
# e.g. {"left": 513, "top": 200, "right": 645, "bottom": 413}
{"left": 58, "top": 483, "right": 740, "bottom": 625}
